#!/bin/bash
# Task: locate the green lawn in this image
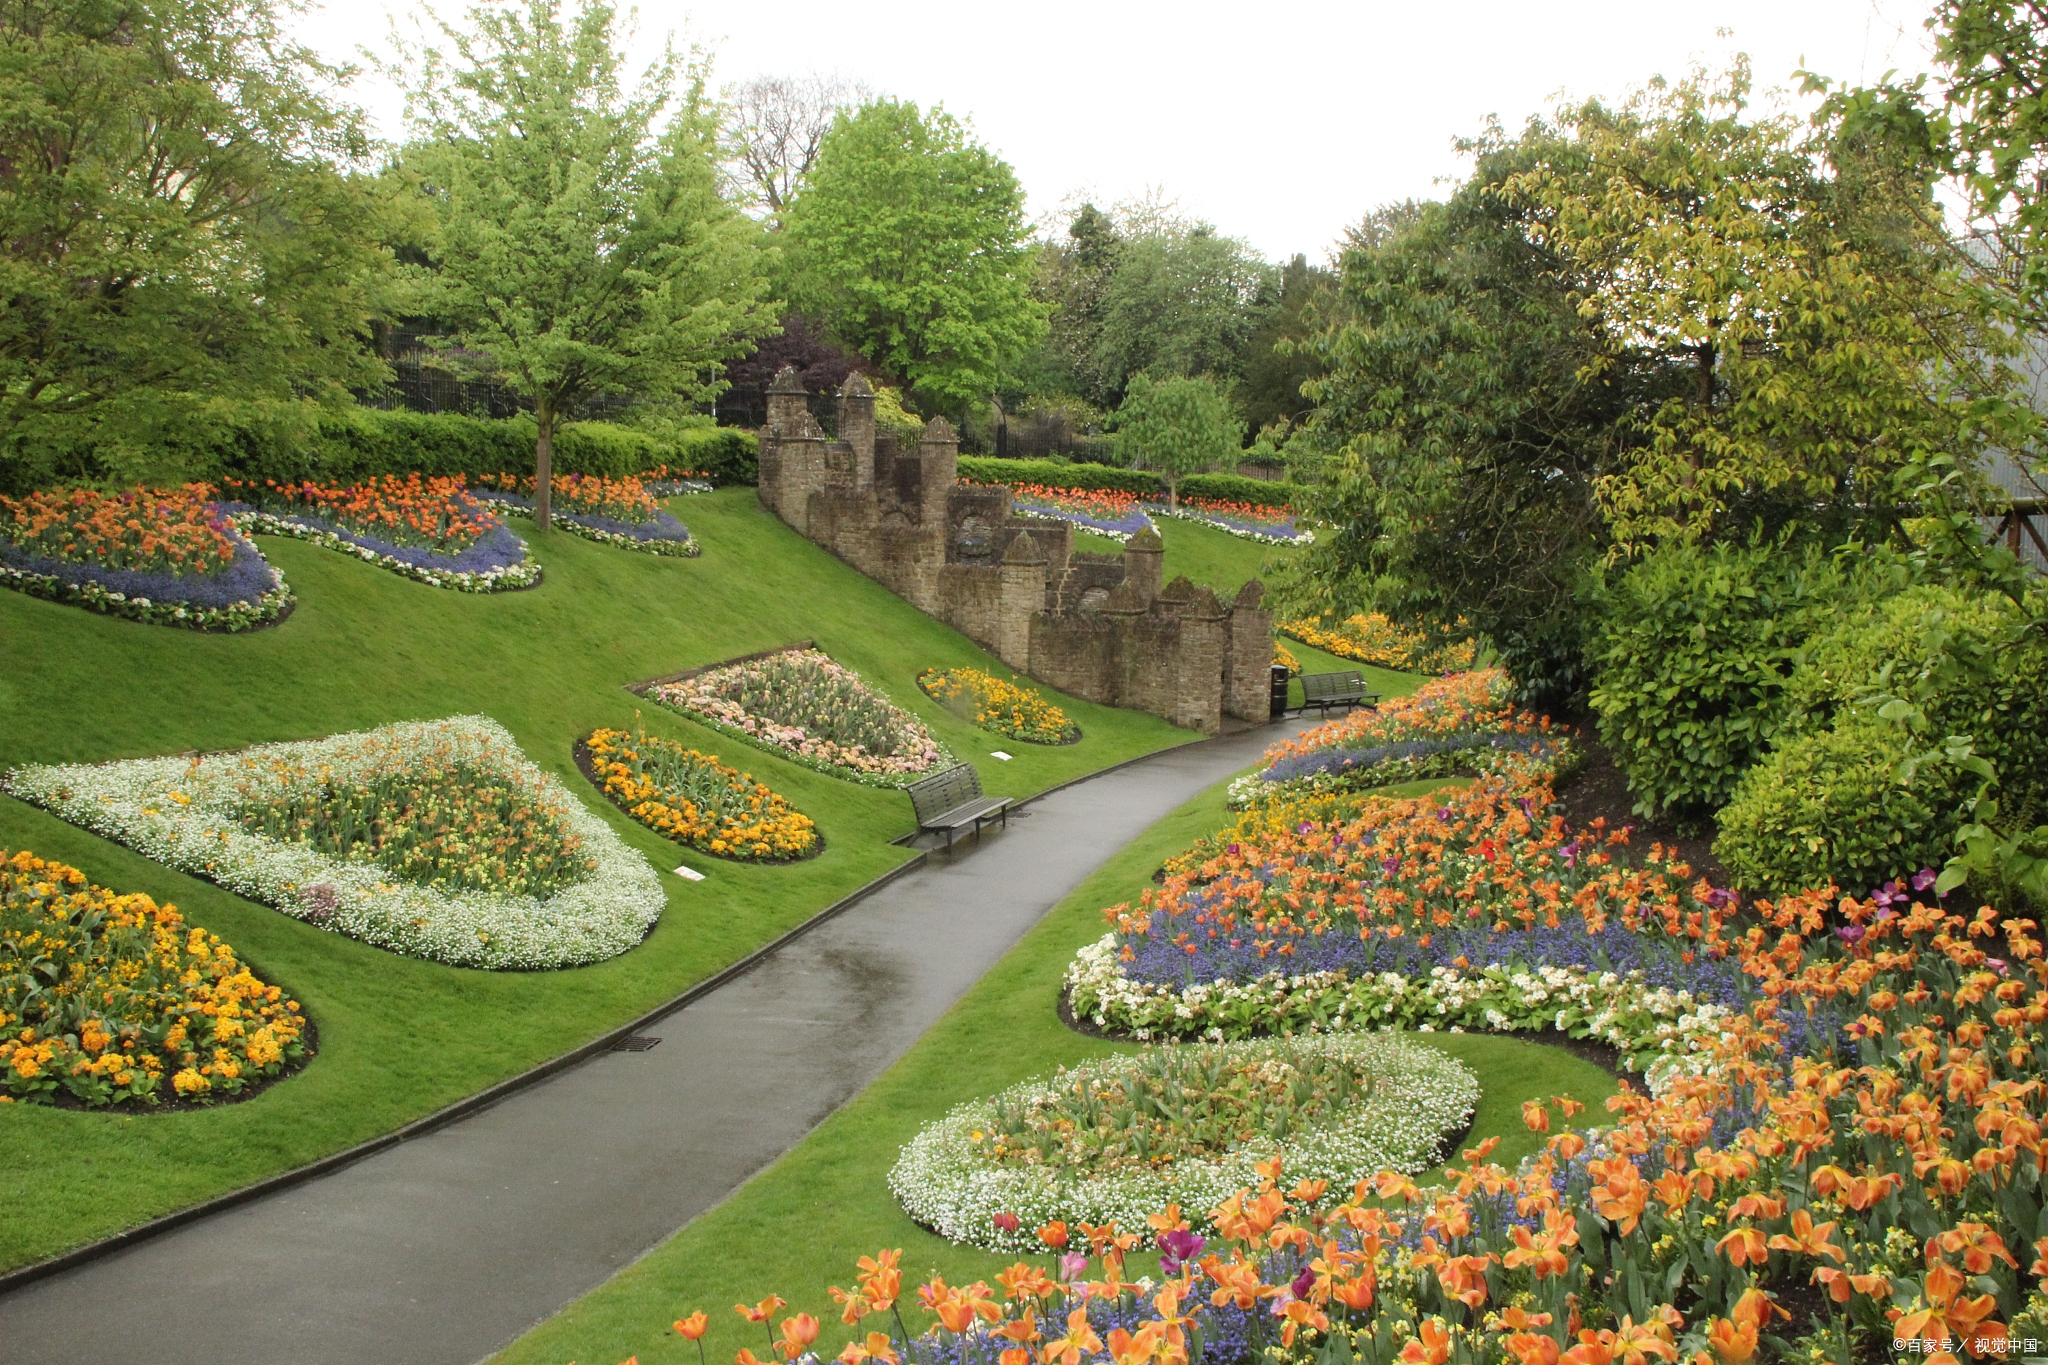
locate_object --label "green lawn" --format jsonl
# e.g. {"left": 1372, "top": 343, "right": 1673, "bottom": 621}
{"left": 0, "top": 487, "right": 1203, "bottom": 1271}
{"left": 490, "top": 770, "right": 1620, "bottom": 1365}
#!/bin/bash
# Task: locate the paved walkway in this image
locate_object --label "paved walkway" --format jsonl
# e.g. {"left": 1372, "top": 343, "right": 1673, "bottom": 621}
{"left": 0, "top": 720, "right": 1305, "bottom": 1365}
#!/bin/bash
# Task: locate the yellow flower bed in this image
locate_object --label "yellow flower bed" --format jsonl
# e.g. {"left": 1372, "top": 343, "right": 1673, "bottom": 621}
{"left": 0, "top": 849, "right": 307, "bottom": 1107}
{"left": 584, "top": 727, "right": 819, "bottom": 861}
{"left": 1276, "top": 612, "right": 1477, "bottom": 674}
{"left": 917, "top": 667, "right": 1079, "bottom": 744}
{"left": 1273, "top": 640, "right": 1301, "bottom": 675}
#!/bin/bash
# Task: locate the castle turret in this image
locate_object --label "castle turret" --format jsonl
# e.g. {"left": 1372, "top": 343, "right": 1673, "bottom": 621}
{"left": 766, "top": 365, "right": 808, "bottom": 435}
{"left": 1226, "top": 580, "right": 1275, "bottom": 722}
{"left": 838, "top": 372, "right": 876, "bottom": 493}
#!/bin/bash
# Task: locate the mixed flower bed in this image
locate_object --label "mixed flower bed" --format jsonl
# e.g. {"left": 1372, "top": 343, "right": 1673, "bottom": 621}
{"left": 471, "top": 472, "right": 698, "bottom": 556}
{"left": 0, "top": 485, "right": 292, "bottom": 630}
{"left": 919, "top": 667, "right": 1080, "bottom": 745}
{"left": 221, "top": 474, "right": 541, "bottom": 591}
{"left": 1226, "top": 672, "right": 1574, "bottom": 810}
{"left": 890, "top": 1034, "right": 1477, "bottom": 1251}
{"left": 638, "top": 464, "right": 716, "bottom": 497}
{"left": 982, "top": 483, "right": 1157, "bottom": 543}
{"left": 1071, "top": 671, "right": 1777, "bottom": 1088}
{"left": 582, "top": 725, "right": 819, "bottom": 861}
{"left": 2, "top": 717, "right": 663, "bottom": 969}
{"left": 1278, "top": 613, "right": 1477, "bottom": 675}
{"left": 1, "top": 849, "right": 308, "bottom": 1107}
{"left": 644, "top": 649, "right": 950, "bottom": 788}
{"left": 1155, "top": 496, "right": 1314, "bottom": 545}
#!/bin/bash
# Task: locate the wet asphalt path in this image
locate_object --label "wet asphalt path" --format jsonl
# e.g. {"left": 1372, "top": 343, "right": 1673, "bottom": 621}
{"left": 0, "top": 719, "right": 1308, "bottom": 1365}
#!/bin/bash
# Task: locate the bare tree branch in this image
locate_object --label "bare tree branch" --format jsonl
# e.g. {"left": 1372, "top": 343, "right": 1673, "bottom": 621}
{"left": 720, "top": 71, "right": 870, "bottom": 219}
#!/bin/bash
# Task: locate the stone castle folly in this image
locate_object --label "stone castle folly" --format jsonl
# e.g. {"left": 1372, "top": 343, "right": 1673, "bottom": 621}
{"left": 756, "top": 367, "right": 1274, "bottom": 735}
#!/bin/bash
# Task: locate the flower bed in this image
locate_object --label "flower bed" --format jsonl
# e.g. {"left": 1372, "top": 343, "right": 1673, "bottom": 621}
{"left": 639, "top": 464, "right": 716, "bottom": 497}
{"left": 0, "top": 485, "right": 293, "bottom": 630}
{"left": 918, "top": 667, "right": 1079, "bottom": 744}
{"left": 3, "top": 717, "right": 663, "bottom": 969}
{"left": 890, "top": 1033, "right": 1477, "bottom": 1252}
{"left": 1277, "top": 613, "right": 1476, "bottom": 674}
{"left": 472, "top": 472, "right": 698, "bottom": 556}
{"left": 222, "top": 475, "right": 541, "bottom": 591}
{"left": 1153, "top": 496, "right": 1314, "bottom": 545}
{"left": 643, "top": 649, "right": 950, "bottom": 788}
{"left": 1225, "top": 670, "right": 1562, "bottom": 809}
{"left": 581, "top": 726, "right": 819, "bottom": 861}
{"left": 1, "top": 850, "right": 309, "bottom": 1107}
{"left": 1067, "top": 673, "right": 1779, "bottom": 1086}
{"left": 968, "top": 481, "right": 1157, "bottom": 542}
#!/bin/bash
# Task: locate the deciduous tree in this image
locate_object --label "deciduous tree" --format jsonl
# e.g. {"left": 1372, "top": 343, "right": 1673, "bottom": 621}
{"left": 1111, "top": 373, "right": 1242, "bottom": 508}
{"left": 396, "top": 0, "right": 774, "bottom": 529}
{"left": 780, "top": 99, "right": 1044, "bottom": 409}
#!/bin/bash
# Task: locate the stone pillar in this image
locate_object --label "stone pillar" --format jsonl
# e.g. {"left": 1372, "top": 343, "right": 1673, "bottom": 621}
{"left": 1225, "top": 579, "right": 1276, "bottom": 722}
{"left": 998, "top": 530, "right": 1048, "bottom": 672}
{"left": 777, "top": 411, "right": 829, "bottom": 535}
{"left": 1119, "top": 525, "right": 1164, "bottom": 607}
{"left": 918, "top": 416, "right": 959, "bottom": 524}
{"left": 838, "top": 373, "right": 876, "bottom": 494}
{"left": 1174, "top": 585, "right": 1229, "bottom": 734}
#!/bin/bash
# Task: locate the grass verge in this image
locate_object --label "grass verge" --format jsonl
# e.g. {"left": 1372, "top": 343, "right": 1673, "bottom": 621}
{"left": 488, "top": 770, "right": 1620, "bottom": 1365}
{"left": 0, "top": 487, "right": 1200, "bottom": 1271}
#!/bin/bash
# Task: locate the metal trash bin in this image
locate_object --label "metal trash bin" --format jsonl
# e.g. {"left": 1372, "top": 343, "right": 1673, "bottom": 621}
{"left": 1270, "top": 663, "right": 1291, "bottom": 720}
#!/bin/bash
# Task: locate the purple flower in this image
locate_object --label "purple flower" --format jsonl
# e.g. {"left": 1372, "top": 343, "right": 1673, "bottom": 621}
{"left": 1297, "top": 822, "right": 1314, "bottom": 835}
{"left": 1837, "top": 924, "right": 1865, "bottom": 944}
{"left": 1987, "top": 957, "right": 2010, "bottom": 976}
{"left": 1872, "top": 879, "right": 1907, "bottom": 908}
{"left": 1561, "top": 841, "right": 1579, "bottom": 867}
{"left": 1227, "top": 843, "right": 1240, "bottom": 856}
{"left": 1436, "top": 807, "right": 1452, "bottom": 823}
{"left": 1703, "top": 888, "right": 1735, "bottom": 910}
{"left": 1291, "top": 1267, "right": 1316, "bottom": 1298}
{"left": 1382, "top": 856, "right": 1400, "bottom": 874}
{"left": 1158, "top": 1229, "right": 1205, "bottom": 1272}
{"left": 1912, "top": 867, "right": 1939, "bottom": 892}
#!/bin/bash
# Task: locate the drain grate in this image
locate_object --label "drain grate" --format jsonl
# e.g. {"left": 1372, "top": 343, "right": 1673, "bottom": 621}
{"left": 610, "top": 1035, "right": 661, "bottom": 1053}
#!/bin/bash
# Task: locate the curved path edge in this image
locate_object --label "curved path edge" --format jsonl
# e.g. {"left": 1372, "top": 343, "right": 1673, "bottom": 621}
{"left": 0, "top": 734, "right": 1207, "bottom": 1296}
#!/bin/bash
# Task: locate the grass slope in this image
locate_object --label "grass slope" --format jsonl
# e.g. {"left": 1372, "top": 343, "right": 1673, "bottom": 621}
{"left": 0, "top": 487, "right": 1199, "bottom": 1271}
{"left": 490, "top": 771, "right": 1619, "bottom": 1365}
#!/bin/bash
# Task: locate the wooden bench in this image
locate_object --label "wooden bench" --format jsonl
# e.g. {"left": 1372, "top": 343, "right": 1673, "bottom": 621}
{"left": 907, "top": 764, "right": 1012, "bottom": 851}
{"left": 1298, "top": 669, "right": 1379, "bottom": 717}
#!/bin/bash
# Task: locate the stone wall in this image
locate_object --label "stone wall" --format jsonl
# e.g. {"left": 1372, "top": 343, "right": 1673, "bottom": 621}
{"left": 755, "top": 366, "right": 1273, "bottom": 735}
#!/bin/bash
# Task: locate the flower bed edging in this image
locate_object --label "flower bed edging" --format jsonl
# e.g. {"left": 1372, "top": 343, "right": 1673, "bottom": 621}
{"left": 574, "top": 732, "right": 823, "bottom": 862}
{"left": 888, "top": 1032, "right": 1478, "bottom": 1252}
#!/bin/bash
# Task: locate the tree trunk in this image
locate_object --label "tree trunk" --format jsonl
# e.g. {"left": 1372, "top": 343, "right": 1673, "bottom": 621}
{"left": 1166, "top": 473, "right": 1178, "bottom": 511}
{"left": 535, "top": 397, "right": 554, "bottom": 534}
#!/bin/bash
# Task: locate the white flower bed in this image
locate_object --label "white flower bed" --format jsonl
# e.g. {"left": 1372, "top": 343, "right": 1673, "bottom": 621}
{"left": 230, "top": 511, "right": 544, "bottom": 592}
{"left": 891, "top": 1033, "right": 1477, "bottom": 1252}
{"left": 1063, "top": 934, "right": 1733, "bottom": 1094}
{"left": 3, "top": 716, "right": 662, "bottom": 969}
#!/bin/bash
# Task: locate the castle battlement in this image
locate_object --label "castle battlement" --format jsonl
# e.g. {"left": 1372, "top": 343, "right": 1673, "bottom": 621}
{"left": 755, "top": 367, "right": 1273, "bottom": 734}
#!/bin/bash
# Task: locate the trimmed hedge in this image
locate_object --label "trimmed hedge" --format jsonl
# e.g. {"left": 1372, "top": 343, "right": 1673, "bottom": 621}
{"left": 44, "top": 400, "right": 758, "bottom": 490}
{"left": 955, "top": 456, "right": 1293, "bottom": 509}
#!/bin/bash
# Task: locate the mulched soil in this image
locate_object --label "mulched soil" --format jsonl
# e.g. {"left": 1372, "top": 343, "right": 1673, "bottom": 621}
{"left": 1550, "top": 717, "right": 1727, "bottom": 888}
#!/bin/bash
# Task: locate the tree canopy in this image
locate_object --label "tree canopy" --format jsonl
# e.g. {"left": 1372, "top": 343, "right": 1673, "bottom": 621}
{"left": 397, "top": 0, "right": 774, "bottom": 528}
{"left": 780, "top": 99, "right": 1044, "bottom": 409}
{"left": 1111, "top": 373, "right": 1243, "bottom": 507}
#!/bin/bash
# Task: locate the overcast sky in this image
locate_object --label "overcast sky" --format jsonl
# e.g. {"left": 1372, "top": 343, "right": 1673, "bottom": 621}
{"left": 294, "top": 0, "right": 1946, "bottom": 263}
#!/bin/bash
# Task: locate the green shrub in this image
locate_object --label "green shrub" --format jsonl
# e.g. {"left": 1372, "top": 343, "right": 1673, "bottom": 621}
{"left": 1586, "top": 539, "right": 1864, "bottom": 823}
{"left": 1714, "top": 719, "right": 1960, "bottom": 895}
{"left": 954, "top": 456, "right": 1292, "bottom": 508}
{"left": 1715, "top": 583, "right": 2048, "bottom": 894}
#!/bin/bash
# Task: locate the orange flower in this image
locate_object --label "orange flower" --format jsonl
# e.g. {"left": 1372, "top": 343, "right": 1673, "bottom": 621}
{"left": 1043, "top": 1307, "right": 1103, "bottom": 1365}
{"left": 777, "top": 1314, "right": 819, "bottom": 1360}
{"left": 1716, "top": 1227, "right": 1769, "bottom": 1269}
{"left": 836, "top": 1333, "right": 899, "bottom": 1365}
{"left": 736, "top": 1296, "right": 786, "bottom": 1324}
{"left": 1398, "top": 1318, "right": 1454, "bottom": 1365}
{"left": 676, "top": 1312, "right": 710, "bottom": 1340}
{"left": 1522, "top": 1100, "right": 1551, "bottom": 1132}
{"left": 1766, "top": 1209, "right": 1844, "bottom": 1263}
{"left": 1037, "top": 1221, "right": 1070, "bottom": 1250}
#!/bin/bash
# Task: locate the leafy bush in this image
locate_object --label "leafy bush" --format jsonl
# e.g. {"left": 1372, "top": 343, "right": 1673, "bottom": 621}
{"left": 1586, "top": 539, "right": 1864, "bottom": 822}
{"left": 1713, "top": 719, "right": 1957, "bottom": 894}
{"left": 1716, "top": 584, "right": 2048, "bottom": 895}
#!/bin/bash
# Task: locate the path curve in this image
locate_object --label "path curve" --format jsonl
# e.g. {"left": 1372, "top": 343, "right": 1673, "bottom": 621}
{"left": 0, "top": 720, "right": 1306, "bottom": 1365}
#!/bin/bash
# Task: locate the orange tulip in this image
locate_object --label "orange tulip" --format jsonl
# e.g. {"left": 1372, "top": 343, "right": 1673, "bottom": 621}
{"left": 736, "top": 1297, "right": 786, "bottom": 1324}
{"left": 836, "top": 1333, "right": 899, "bottom": 1365}
{"left": 1522, "top": 1100, "right": 1551, "bottom": 1132}
{"left": 676, "top": 1312, "right": 710, "bottom": 1340}
{"left": 777, "top": 1314, "right": 819, "bottom": 1360}
{"left": 1766, "top": 1209, "right": 1844, "bottom": 1263}
{"left": 1716, "top": 1227, "right": 1769, "bottom": 1269}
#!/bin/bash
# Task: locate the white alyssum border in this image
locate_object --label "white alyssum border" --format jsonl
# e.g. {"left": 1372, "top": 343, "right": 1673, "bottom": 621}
{"left": 230, "top": 511, "right": 544, "bottom": 592}
{"left": 889, "top": 1033, "right": 1477, "bottom": 1253}
{"left": 1063, "top": 934, "right": 1733, "bottom": 1094}
{"left": 3, "top": 716, "right": 662, "bottom": 969}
